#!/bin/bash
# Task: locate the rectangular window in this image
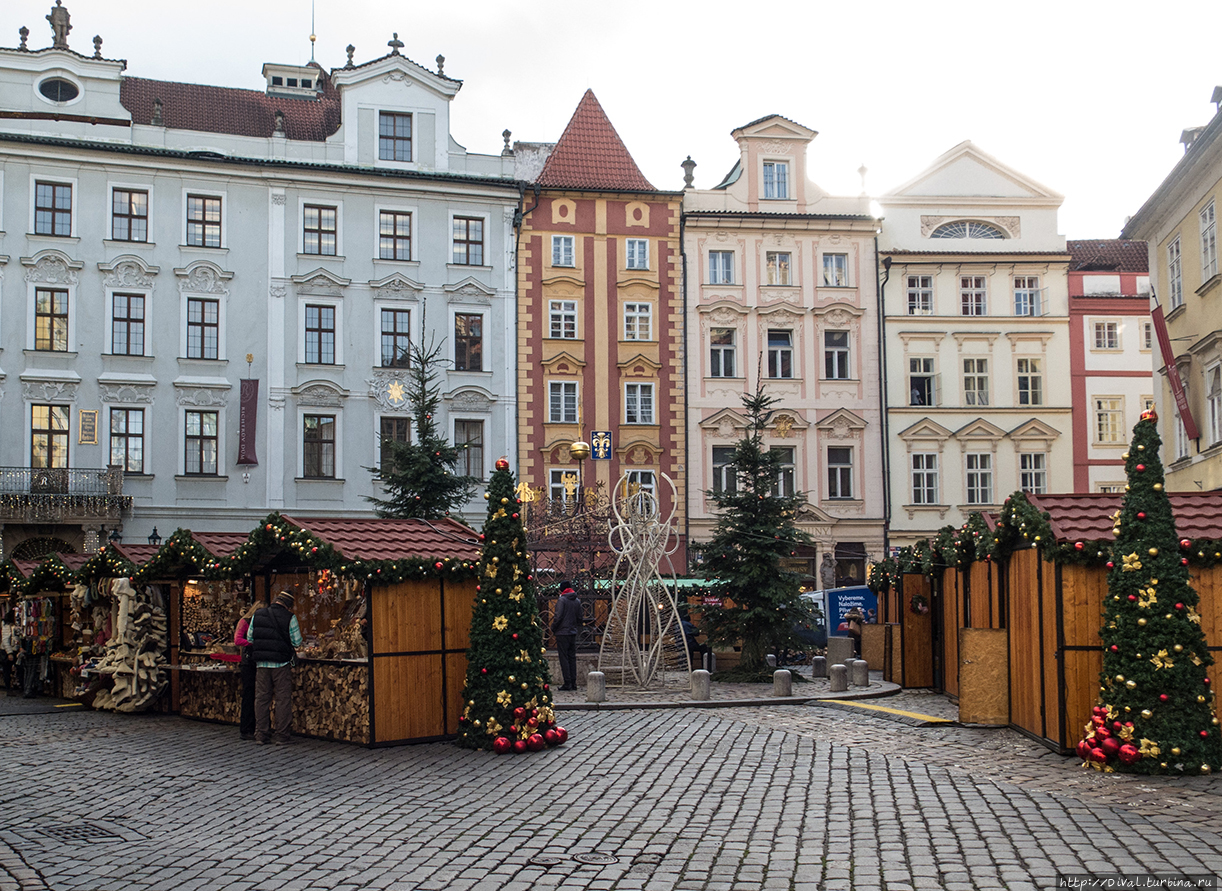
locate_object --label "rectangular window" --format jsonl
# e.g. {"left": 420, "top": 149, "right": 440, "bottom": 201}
{"left": 34, "top": 288, "right": 68, "bottom": 352}
{"left": 550, "top": 468, "right": 576, "bottom": 507}
{"left": 823, "top": 330, "right": 850, "bottom": 380}
{"left": 455, "top": 419, "right": 484, "bottom": 478}
{"left": 1175, "top": 408, "right": 1190, "bottom": 461}
{"left": 907, "top": 275, "right": 933, "bottom": 315}
{"left": 34, "top": 181, "right": 72, "bottom": 236}
{"left": 549, "top": 300, "right": 577, "bottom": 339}
{"left": 1017, "top": 358, "right": 1043, "bottom": 406}
{"left": 763, "top": 161, "right": 789, "bottom": 199}
{"left": 110, "top": 408, "right": 144, "bottom": 474}
{"left": 184, "top": 410, "right": 218, "bottom": 475}
{"left": 770, "top": 446, "right": 795, "bottom": 497}
{"left": 186, "top": 194, "right": 222, "bottom": 247}
{"left": 709, "top": 251, "right": 734, "bottom": 284}
{"left": 304, "top": 305, "right": 336, "bottom": 365}
{"left": 1094, "top": 397, "right": 1124, "bottom": 444}
{"left": 379, "top": 416, "right": 409, "bottom": 469}
{"left": 31, "top": 404, "right": 69, "bottom": 469}
{"left": 911, "top": 453, "right": 938, "bottom": 505}
{"left": 380, "top": 308, "right": 411, "bottom": 368}
{"left": 827, "top": 446, "right": 853, "bottom": 499}
{"left": 552, "top": 235, "right": 574, "bottom": 267}
{"left": 710, "top": 327, "right": 735, "bottom": 378}
{"left": 624, "top": 470, "right": 657, "bottom": 511}
{"left": 1202, "top": 201, "right": 1218, "bottom": 280}
{"left": 712, "top": 445, "right": 736, "bottom": 494}
{"left": 960, "top": 276, "right": 986, "bottom": 315}
{"left": 186, "top": 298, "right": 219, "bottom": 360}
{"left": 548, "top": 381, "right": 578, "bottom": 423}
{"left": 303, "top": 204, "right": 337, "bottom": 256}
{"left": 1014, "top": 275, "right": 1041, "bottom": 316}
{"left": 822, "top": 253, "right": 848, "bottom": 287}
{"left": 1142, "top": 322, "right": 1153, "bottom": 351}
{"left": 1019, "top": 453, "right": 1047, "bottom": 495}
{"left": 111, "top": 189, "right": 148, "bottom": 242}
{"left": 454, "top": 313, "right": 483, "bottom": 372}
{"left": 963, "top": 358, "right": 989, "bottom": 406}
{"left": 625, "top": 383, "right": 655, "bottom": 425}
{"left": 1207, "top": 366, "right": 1222, "bottom": 445}
{"left": 1093, "top": 321, "right": 1119, "bottom": 350}
{"left": 303, "top": 415, "right": 336, "bottom": 478}
{"left": 379, "top": 210, "right": 411, "bottom": 260}
{"left": 452, "top": 217, "right": 484, "bottom": 266}
{"left": 626, "top": 239, "right": 649, "bottom": 270}
{"left": 909, "top": 357, "right": 935, "bottom": 406}
{"left": 767, "top": 329, "right": 793, "bottom": 379}
{"left": 378, "top": 112, "right": 412, "bottom": 162}
{"left": 766, "top": 251, "right": 792, "bottom": 285}
{"left": 1168, "top": 238, "right": 1183, "bottom": 309}
{"left": 111, "top": 293, "right": 145, "bottom": 356}
{"left": 965, "top": 453, "right": 993, "bottom": 505}
{"left": 623, "top": 303, "right": 652, "bottom": 341}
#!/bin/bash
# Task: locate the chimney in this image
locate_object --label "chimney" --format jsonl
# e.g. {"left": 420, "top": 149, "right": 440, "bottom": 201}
{"left": 1181, "top": 126, "right": 1206, "bottom": 153}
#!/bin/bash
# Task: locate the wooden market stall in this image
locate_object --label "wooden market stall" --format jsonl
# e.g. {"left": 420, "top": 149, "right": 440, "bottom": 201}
{"left": 5, "top": 553, "right": 88, "bottom": 698}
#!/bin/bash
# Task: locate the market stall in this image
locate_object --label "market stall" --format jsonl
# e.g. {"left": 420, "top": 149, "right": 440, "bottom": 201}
{"left": 6, "top": 554, "right": 87, "bottom": 698}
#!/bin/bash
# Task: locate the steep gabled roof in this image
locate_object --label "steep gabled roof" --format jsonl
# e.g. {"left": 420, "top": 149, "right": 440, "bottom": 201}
{"left": 1067, "top": 239, "right": 1149, "bottom": 273}
{"left": 536, "top": 90, "right": 655, "bottom": 192}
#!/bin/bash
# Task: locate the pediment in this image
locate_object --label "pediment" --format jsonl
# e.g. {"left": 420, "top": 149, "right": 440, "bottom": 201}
{"left": 616, "top": 353, "right": 662, "bottom": 375}
{"left": 954, "top": 418, "right": 1007, "bottom": 440}
{"left": 292, "top": 380, "right": 348, "bottom": 407}
{"left": 175, "top": 260, "right": 233, "bottom": 295}
{"left": 617, "top": 275, "right": 660, "bottom": 292}
{"left": 444, "top": 386, "right": 497, "bottom": 412}
{"left": 795, "top": 503, "right": 837, "bottom": 525}
{"left": 97, "top": 255, "right": 160, "bottom": 290}
{"left": 22, "top": 249, "right": 84, "bottom": 285}
{"left": 731, "top": 115, "right": 817, "bottom": 143}
{"left": 898, "top": 418, "right": 953, "bottom": 441}
{"left": 542, "top": 274, "right": 585, "bottom": 289}
{"left": 329, "top": 53, "right": 461, "bottom": 100}
{"left": 369, "top": 272, "right": 424, "bottom": 296}
{"left": 699, "top": 407, "right": 748, "bottom": 431}
{"left": 1010, "top": 418, "right": 1062, "bottom": 441}
{"left": 292, "top": 268, "right": 351, "bottom": 296}
{"left": 815, "top": 408, "right": 867, "bottom": 432}
{"left": 541, "top": 350, "right": 586, "bottom": 374}
{"left": 444, "top": 276, "right": 496, "bottom": 298}
{"left": 614, "top": 438, "right": 663, "bottom": 464}
{"left": 884, "top": 141, "right": 1062, "bottom": 202}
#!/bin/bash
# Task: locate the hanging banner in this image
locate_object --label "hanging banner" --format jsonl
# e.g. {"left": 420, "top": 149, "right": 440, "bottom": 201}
{"left": 1150, "top": 305, "right": 1200, "bottom": 441}
{"left": 237, "top": 379, "right": 259, "bottom": 465}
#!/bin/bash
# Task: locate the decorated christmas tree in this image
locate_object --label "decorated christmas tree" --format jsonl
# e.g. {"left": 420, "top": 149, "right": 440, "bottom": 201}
{"left": 456, "top": 458, "right": 567, "bottom": 754}
{"left": 1078, "top": 409, "right": 1220, "bottom": 775}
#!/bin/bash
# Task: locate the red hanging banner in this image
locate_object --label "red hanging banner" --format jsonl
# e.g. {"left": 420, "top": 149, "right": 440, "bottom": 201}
{"left": 237, "top": 379, "right": 259, "bottom": 465}
{"left": 1150, "top": 304, "right": 1200, "bottom": 441}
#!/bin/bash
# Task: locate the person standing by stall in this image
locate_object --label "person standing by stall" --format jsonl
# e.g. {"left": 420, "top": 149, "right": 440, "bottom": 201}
{"left": 233, "top": 599, "right": 266, "bottom": 741}
{"left": 1, "top": 609, "right": 17, "bottom": 694}
{"left": 551, "top": 581, "right": 581, "bottom": 691}
{"left": 247, "top": 592, "right": 301, "bottom": 745}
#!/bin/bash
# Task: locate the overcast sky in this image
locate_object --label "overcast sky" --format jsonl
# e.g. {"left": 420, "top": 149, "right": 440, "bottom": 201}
{"left": 12, "top": 0, "right": 1222, "bottom": 239}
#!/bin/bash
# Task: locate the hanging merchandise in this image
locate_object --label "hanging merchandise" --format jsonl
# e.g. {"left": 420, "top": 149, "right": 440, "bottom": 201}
{"left": 88, "top": 579, "right": 169, "bottom": 713}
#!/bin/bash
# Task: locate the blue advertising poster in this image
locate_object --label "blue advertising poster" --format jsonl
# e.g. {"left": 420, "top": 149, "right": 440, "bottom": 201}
{"left": 826, "top": 586, "right": 879, "bottom": 634}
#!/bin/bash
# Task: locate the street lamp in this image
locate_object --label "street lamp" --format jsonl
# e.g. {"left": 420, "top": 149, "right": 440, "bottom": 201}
{"left": 108, "top": 528, "right": 122, "bottom": 546}
{"left": 147, "top": 527, "right": 162, "bottom": 547}
{"left": 569, "top": 439, "right": 590, "bottom": 510}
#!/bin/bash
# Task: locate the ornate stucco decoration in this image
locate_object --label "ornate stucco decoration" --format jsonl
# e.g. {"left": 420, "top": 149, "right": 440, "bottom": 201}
{"left": 757, "top": 307, "right": 803, "bottom": 329}
{"left": 382, "top": 70, "right": 411, "bottom": 85}
{"left": 444, "top": 277, "right": 496, "bottom": 305}
{"left": 295, "top": 384, "right": 345, "bottom": 408}
{"left": 759, "top": 141, "right": 788, "bottom": 155}
{"left": 758, "top": 288, "right": 800, "bottom": 306}
{"left": 22, "top": 251, "right": 83, "bottom": 285}
{"left": 920, "top": 215, "right": 1021, "bottom": 239}
{"left": 815, "top": 409, "right": 867, "bottom": 442}
{"left": 367, "top": 371, "right": 409, "bottom": 411}
{"left": 174, "top": 386, "right": 229, "bottom": 407}
{"left": 176, "top": 261, "right": 233, "bottom": 296}
{"left": 292, "top": 269, "right": 350, "bottom": 297}
{"left": 370, "top": 272, "right": 424, "bottom": 299}
{"left": 814, "top": 303, "right": 865, "bottom": 329}
{"left": 99, "top": 383, "right": 155, "bottom": 404}
{"left": 270, "top": 284, "right": 287, "bottom": 300}
{"left": 446, "top": 389, "right": 494, "bottom": 412}
{"left": 270, "top": 193, "right": 288, "bottom": 206}
{"left": 21, "top": 378, "right": 78, "bottom": 402}
{"left": 99, "top": 256, "right": 159, "bottom": 290}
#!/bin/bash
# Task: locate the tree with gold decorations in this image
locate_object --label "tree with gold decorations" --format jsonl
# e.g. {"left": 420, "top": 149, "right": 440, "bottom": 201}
{"left": 456, "top": 458, "right": 567, "bottom": 754}
{"left": 1077, "top": 408, "right": 1220, "bottom": 775}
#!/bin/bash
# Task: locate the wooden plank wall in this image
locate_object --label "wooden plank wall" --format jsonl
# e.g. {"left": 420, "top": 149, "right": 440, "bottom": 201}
{"left": 1058, "top": 564, "right": 1107, "bottom": 750}
{"left": 940, "top": 569, "right": 962, "bottom": 697}
{"left": 1007, "top": 548, "right": 1044, "bottom": 741}
{"left": 371, "top": 579, "right": 444, "bottom": 744}
{"left": 969, "top": 560, "right": 998, "bottom": 628}
{"left": 901, "top": 574, "right": 934, "bottom": 687}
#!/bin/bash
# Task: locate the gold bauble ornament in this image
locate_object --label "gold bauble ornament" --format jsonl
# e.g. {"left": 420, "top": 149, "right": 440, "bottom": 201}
{"left": 484, "top": 493, "right": 490, "bottom": 500}
{"left": 1126, "top": 680, "right": 1137, "bottom": 689}
{"left": 1137, "top": 445, "right": 1145, "bottom": 451}
{"left": 1125, "top": 485, "right": 1131, "bottom": 492}
{"left": 468, "top": 700, "right": 475, "bottom": 706}
{"left": 1202, "top": 765, "right": 1212, "bottom": 774}
{"left": 1113, "top": 595, "right": 1121, "bottom": 602}
{"left": 1174, "top": 644, "right": 1184, "bottom": 653}
{"left": 1124, "top": 706, "right": 1132, "bottom": 713}
{"left": 1141, "top": 709, "right": 1153, "bottom": 719}
{"left": 1153, "top": 483, "right": 1163, "bottom": 491}
{"left": 1137, "top": 618, "right": 1147, "bottom": 626}
{"left": 1160, "top": 762, "right": 1168, "bottom": 769}
{"left": 1115, "top": 674, "right": 1126, "bottom": 682}
{"left": 501, "top": 497, "right": 509, "bottom": 504}
{"left": 1165, "top": 614, "right": 1174, "bottom": 620}
{"left": 1122, "top": 452, "right": 1130, "bottom": 460}
{"left": 521, "top": 683, "right": 528, "bottom": 689}
{"left": 1199, "top": 695, "right": 1207, "bottom": 703}
{"left": 1148, "top": 548, "right": 1159, "bottom": 557}
{"left": 1171, "top": 747, "right": 1181, "bottom": 756}
{"left": 508, "top": 675, "right": 515, "bottom": 682}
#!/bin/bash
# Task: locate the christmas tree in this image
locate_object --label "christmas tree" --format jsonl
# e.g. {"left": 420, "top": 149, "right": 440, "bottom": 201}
{"left": 456, "top": 458, "right": 567, "bottom": 754}
{"left": 1078, "top": 409, "right": 1220, "bottom": 775}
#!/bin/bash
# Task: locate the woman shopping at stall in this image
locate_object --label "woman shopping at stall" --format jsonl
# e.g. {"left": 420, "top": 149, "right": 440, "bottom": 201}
{"left": 233, "top": 600, "right": 266, "bottom": 741}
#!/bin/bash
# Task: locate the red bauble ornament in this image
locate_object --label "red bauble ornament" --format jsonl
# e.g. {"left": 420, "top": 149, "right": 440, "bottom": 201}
{"left": 1181, "top": 539, "right": 1192, "bottom": 549}
{"left": 1176, "top": 603, "right": 1184, "bottom": 610}
{"left": 435, "top": 562, "right": 444, "bottom": 570}
{"left": 480, "top": 668, "right": 487, "bottom": 675}
{"left": 492, "top": 736, "right": 512, "bottom": 754}
{"left": 555, "top": 726, "right": 568, "bottom": 744}
{"left": 1159, "top": 694, "right": 1169, "bottom": 702}
{"left": 544, "top": 728, "right": 560, "bottom": 746}
{"left": 1182, "top": 558, "right": 1190, "bottom": 565}
{"left": 512, "top": 513, "right": 520, "bottom": 520}
{"left": 1076, "top": 740, "right": 1091, "bottom": 760}
{"left": 1128, "top": 594, "right": 1138, "bottom": 602}
{"left": 1201, "top": 730, "right": 1211, "bottom": 739}
{"left": 1093, "top": 706, "right": 1105, "bottom": 716}
{"left": 512, "top": 633, "right": 518, "bottom": 640}
{"left": 1137, "top": 512, "right": 1146, "bottom": 520}
{"left": 1110, "top": 645, "right": 1119, "bottom": 653}
{"left": 527, "top": 733, "right": 546, "bottom": 752}
{"left": 496, "top": 458, "right": 510, "bottom": 471}
{"left": 527, "top": 717, "right": 538, "bottom": 728}
{"left": 1107, "top": 562, "right": 1114, "bottom": 569}
{"left": 513, "top": 740, "right": 528, "bottom": 754}
{"left": 1075, "top": 542, "right": 1084, "bottom": 551}
{"left": 1141, "top": 408, "right": 1158, "bottom": 422}
{"left": 1205, "top": 678, "right": 1211, "bottom": 686}
{"left": 1136, "top": 464, "right": 1146, "bottom": 472}
{"left": 1100, "top": 737, "right": 1121, "bottom": 758}
{"left": 1118, "top": 744, "right": 1141, "bottom": 765}
{"left": 1112, "top": 721, "right": 1123, "bottom": 732}
{"left": 1095, "top": 726, "right": 1111, "bottom": 740}
{"left": 543, "top": 683, "right": 550, "bottom": 691}
{"left": 513, "top": 707, "right": 526, "bottom": 720}
{"left": 1090, "top": 747, "right": 1108, "bottom": 763}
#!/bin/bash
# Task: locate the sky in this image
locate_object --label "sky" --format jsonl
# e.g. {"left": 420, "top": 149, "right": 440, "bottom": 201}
{"left": 11, "top": 0, "right": 1222, "bottom": 239}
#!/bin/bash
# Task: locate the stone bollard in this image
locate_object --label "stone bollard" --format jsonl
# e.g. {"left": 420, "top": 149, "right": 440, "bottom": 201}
{"left": 811, "top": 655, "right": 827, "bottom": 679}
{"left": 691, "top": 669, "right": 711, "bottom": 700}
{"left": 850, "top": 659, "right": 870, "bottom": 687}
{"left": 827, "top": 637, "right": 855, "bottom": 667}
{"left": 706, "top": 652, "right": 716, "bottom": 673}
{"left": 766, "top": 654, "right": 777, "bottom": 668}
{"left": 773, "top": 669, "right": 792, "bottom": 697}
{"left": 829, "top": 663, "right": 848, "bottom": 693}
{"left": 586, "top": 671, "right": 606, "bottom": 703}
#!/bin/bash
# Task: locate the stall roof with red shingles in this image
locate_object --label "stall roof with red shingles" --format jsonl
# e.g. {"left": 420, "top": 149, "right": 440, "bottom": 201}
{"left": 535, "top": 90, "right": 656, "bottom": 192}
{"left": 12, "top": 552, "right": 90, "bottom": 578}
{"left": 1026, "top": 493, "right": 1222, "bottom": 541}
{"left": 279, "top": 515, "right": 480, "bottom": 561}
{"left": 192, "top": 532, "right": 257, "bottom": 558}
{"left": 113, "top": 543, "right": 158, "bottom": 564}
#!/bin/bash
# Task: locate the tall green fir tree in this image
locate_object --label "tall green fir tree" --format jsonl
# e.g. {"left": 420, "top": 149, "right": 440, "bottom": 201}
{"left": 697, "top": 380, "right": 812, "bottom": 678}
{"left": 1078, "top": 409, "right": 1221, "bottom": 775}
{"left": 368, "top": 333, "right": 477, "bottom": 519}
{"left": 456, "top": 459, "right": 567, "bottom": 754}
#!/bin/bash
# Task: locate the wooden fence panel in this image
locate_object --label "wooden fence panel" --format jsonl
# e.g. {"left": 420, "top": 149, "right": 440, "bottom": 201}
{"left": 1007, "top": 548, "right": 1043, "bottom": 741}
{"left": 940, "top": 569, "right": 961, "bottom": 698}
{"left": 901, "top": 574, "right": 934, "bottom": 688}
{"left": 1191, "top": 565, "right": 1222, "bottom": 647}
{"left": 969, "top": 560, "right": 997, "bottom": 628}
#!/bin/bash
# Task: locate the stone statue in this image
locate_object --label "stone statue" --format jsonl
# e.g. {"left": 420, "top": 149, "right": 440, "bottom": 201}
{"left": 819, "top": 552, "right": 837, "bottom": 590}
{"left": 47, "top": 0, "right": 71, "bottom": 49}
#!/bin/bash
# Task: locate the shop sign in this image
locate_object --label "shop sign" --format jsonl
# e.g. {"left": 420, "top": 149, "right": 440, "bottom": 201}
{"left": 237, "top": 379, "right": 259, "bottom": 465}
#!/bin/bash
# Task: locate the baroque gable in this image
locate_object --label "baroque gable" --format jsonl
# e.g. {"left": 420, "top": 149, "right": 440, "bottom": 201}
{"left": 22, "top": 250, "right": 83, "bottom": 285}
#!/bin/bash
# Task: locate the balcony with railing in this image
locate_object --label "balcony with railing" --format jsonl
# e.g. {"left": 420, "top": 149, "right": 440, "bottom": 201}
{"left": 0, "top": 465, "right": 132, "bottom": 523}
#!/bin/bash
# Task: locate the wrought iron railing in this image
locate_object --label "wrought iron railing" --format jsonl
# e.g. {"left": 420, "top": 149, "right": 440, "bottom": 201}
{"left": 0, "top": 466, "right": 130, "bottom": 522}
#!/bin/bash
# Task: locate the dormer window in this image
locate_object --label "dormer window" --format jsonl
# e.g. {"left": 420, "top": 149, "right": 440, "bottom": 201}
{"left": 931, "top": 220, "right": 1006, "bottom": 239}
{"left": 271, "top": 76, "right": 283, "bottom": 86}
{"left": 763, "top": 161, "right": 789, "bottom": 200}
{"left": 379, "top": 112, "right": 412, "bottom": 162}
{"left": 262, "top": 63, "right": 321, "bottom": 98}
{"left": 287, "top": 78, "right": 298, "bottom": 87}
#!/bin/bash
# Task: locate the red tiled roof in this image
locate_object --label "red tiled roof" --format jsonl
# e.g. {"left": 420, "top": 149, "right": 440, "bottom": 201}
{"left": 536, "top": 90, "right": 655, "bottom": 192}
{"left": 119, "top": 75, "right": 342, "bottom": 141}
{"left": 193, "top": 532, "right": 256, "bottom": 558}
{"left": 12, "top": 552, "right": 89, "bottom": 578}
{"left": 280, "top": 515, "right": 480, "bottom": 562}
{"left": 1067, "top": 240, "right": 1149, "bottom": 272}
{"left": 113, "top": 543, "right": 159, "bottom": 565}
{"left": 1026, "top": 493, "right": 1222, "bottom": 542}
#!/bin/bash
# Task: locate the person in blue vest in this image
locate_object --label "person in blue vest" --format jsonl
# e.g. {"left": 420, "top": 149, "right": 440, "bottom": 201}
{"left": 247, "top": 591, "right": 302, "bottom": 745}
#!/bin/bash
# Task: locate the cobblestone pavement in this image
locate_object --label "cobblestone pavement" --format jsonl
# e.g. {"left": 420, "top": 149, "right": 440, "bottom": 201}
{"left": 2, "top": 697, "right": 1221, "bottom": 891}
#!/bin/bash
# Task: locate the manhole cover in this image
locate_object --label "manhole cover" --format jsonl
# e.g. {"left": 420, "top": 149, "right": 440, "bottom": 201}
{"left": 527, "top": 855, "right": 565, "bottom": 867}
{"left": 39, "top": 823, "right": 125, "bottom": 844}
{"left": 574, "top": 852, "right": 619, "bottom": 865}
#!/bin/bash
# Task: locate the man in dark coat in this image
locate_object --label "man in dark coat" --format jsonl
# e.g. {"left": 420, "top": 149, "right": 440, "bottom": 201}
{"left": 551, "top": 581, "right": 581, "bottom": 691}
{"left": 247, "top": 591, "right": 302, "bottom": 744}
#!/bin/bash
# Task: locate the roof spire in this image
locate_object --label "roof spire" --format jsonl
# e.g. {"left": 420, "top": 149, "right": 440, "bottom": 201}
{"left": 309, "top": 0, "right": 316, "bottom": 62}
{"left": 387, "top": 32, "right": 403, "bottom": 55}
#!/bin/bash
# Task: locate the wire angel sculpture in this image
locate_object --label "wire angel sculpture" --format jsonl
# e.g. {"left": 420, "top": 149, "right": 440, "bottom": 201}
{"left": 598, "top": 472, "right": 688, "bottom": 688}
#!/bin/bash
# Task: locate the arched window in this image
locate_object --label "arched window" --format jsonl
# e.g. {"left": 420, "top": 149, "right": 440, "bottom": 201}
{"left": 930, "top": 220, "right": 1006, "bottom": 240}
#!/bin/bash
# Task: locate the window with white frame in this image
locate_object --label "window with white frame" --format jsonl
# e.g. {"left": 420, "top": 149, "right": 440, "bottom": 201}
{"left": 911, "top": 453, "right": 938, "bottom": 504}
{"left": 186, "top": 194, "right": 222, "bottom": 247}
{"left": 827, "top": 446, "right": 853, "bottom": 499}
{"left": 770, "top": 446, "right": 795, "bottom": 497}
{"left": 1094, "top": 397, "right": 1124, "bottom": 444}
{"left": 31, "top": 404, "right": 69, "bottom": 469}
{"left": 625, "top": 383, "right": 655, "bottom": 424}
{"left": 110, "top": 407, "right": 144, "bottom": 474}
{"left": 549, "top": 468, "right": 576, "bottom": 507}
{"left": 960, "top": 276, "right": 986, "bottom": 315}
{"left": 452, "top": 217, "right": 484, "bottom": 266}
{"left": 34, "top": 181, "right": 72, "bottom": 237}
{"left": 380, "top": 308, "right": 411, "bottom": 368}
{"left": 1142, "top": 322, "right": 1153, "bottom": 351}
{"left": 186, "top": 297, "right": 219, "bottom": 360}
{"left": 1093, "top": 321, "right": 1120, "bottom": 350}
{"left": 379, "top": 112, "right": 412, "bottom": 162}
{"left": 1202, "top": 200, "right": 1218, "bottom": 281}
{"left": 822, "top": 253, "right": 848, "bottom": 287}
{"left": 548, "top": 381, "right": 578, "bottom": 423}
{"left": 1168, "top": 237, "right": 1183, "bottom": 309}
{"left": 379, "top": 416, "right": 409, "bottom": 469}
{"left": 303, "top": 414, "right": 337, "bottom": 478}
{"left": 1019, "top": 452, "right": 1047, "bottom": 494}
{"left": 767, "top": 329, "right": 793, "bottom": 379}
{"left": 1204, "top": 365, "right": 1222, "bottom": 445}
{"left": 379, "top": 210, "right": 411, "bottom": 260}
{"left": 963, "top": 358, "right": 989, "bottom": 406}
{"left": 623, "top": 303, "right": 652, "bottom": 341}
{"left": 823, "top": 330, "right": 850, "bottom": 380}
{"left": 303, "top": 204, "right": 337, "bottom": 256}
{"left": 909, "top": 357, "right": 935, "bottom": 406}
{"left": 907, "top": 275, "right": 933, "bottom": 315}
{"left": 763, "top": 161, "right": 789, "bottom": 199}
{"left": 184, "top": 410, "right": 219, "bottom": 475}
{"left": 709, "top": 251, "right": 734, "bottom": 284}
{"left": 766, "top": 251, "right": 792, "bottom": 285}
{"left": 455, "top": 419, "right": 484, "bottom": 478}
{"left": 1142, "top": 395, "right": 1156, "bottom": 414}
{"left": 710, "top": 327, "right": 735, "bottom": 378}
{"left": 626, "top": 239, "right": 649, "bottom": 270}
{"left": 111, "top": 293, "right": 145, "bottom": 356}
{"left": 551, "top": 235, "right": 574, "bottom": 267}
{"left": 1097, "top": 482, "right": 1126, "bottom": 494}
{"left": 1174, "top": 401, "right": 1190, "bottom": 461}
{"left": 624, "top": 470, "right": 657, "bottom": 511}
{"left": 931, "top": 221, "right": 1005, "bottom": 239}
{"left": 1017, "top": 358, "right": 1043, "bottom": 405}
{"left": 1014, "top": 275, "right": 1041, "bottom": 316}
{"left": 111, "top": 188, "right": 148, "bottom": 242}
{"left": 34, "top": 288, "right": 69, "bottom": 352}
{"left": 304, "top": 304, "right": 336, "bottom": 365}
{"left": 965, "top": 452, "right": 993, "bottom": 505}
{"left": 549, "top": 300, "right": 577, "bottom": 339}
{"left": 454, "top": 313, "right": 483, "bottom": 372}
{"left": 712, "top": 446, "right": 736, "bottom": 494}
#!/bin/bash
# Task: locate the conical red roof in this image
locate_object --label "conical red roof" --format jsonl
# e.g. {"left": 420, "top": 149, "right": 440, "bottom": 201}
{"left": 536, "top": 90, "right": 655, "bottom": 191}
